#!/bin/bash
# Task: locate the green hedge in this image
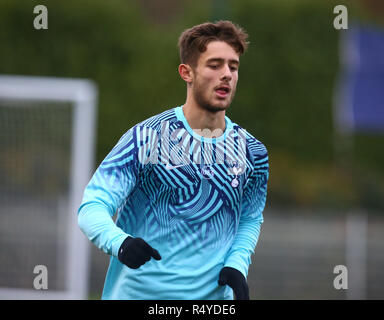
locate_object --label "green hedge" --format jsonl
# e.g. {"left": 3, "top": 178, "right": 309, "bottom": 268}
{"left": 1, "top": 0, "right": 383, "bottom": 211}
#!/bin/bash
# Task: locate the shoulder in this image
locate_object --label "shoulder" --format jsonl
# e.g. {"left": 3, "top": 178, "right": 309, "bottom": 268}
{"left": 135, "top": 107, "right": 179, "bottom": 132}
{"left": 231, "top": 121, "right": 268, "bottom": 163}
{"left": 109, "top": 107, "right": 178, "bottom": 165}
{"left": 116, "top": 106, "right": 178, "bottom": 145}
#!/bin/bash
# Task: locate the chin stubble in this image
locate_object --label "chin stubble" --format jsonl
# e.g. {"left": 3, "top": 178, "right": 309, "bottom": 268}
{"left": 193, "top": 85, "right": 235, "bottom": 114}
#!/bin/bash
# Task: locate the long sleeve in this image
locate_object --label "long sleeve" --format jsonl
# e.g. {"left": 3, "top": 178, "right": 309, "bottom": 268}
{"left": 224, "top": 144, "right": 269, "bottom": 278}
{"left": 77, "top": 128, "right": 139, "bottom": 258}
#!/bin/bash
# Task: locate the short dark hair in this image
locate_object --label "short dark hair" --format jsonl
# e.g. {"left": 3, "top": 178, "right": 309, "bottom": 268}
{"left": 178, "top": 20, "right": 249, "bottom": 67}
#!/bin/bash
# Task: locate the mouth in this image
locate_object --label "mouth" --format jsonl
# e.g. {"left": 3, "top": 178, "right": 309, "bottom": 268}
{"left": 214, "top": 85, "right": 231, "bottom": 98}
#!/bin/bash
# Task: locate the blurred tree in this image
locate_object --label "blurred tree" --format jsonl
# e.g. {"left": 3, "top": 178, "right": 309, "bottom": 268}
{"left": 1, "top": 0, "right": 383, "bottom": 211}
{"left": 359, "top": 0, "right": 384, "bottom": 21}
{"left": 139, "top": 0, "right": 184, "bottom": 24}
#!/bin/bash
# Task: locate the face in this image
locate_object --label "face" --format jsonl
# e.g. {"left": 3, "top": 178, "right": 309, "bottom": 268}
{"left": 189, "top": 41, "right": 240, "bottom": 113}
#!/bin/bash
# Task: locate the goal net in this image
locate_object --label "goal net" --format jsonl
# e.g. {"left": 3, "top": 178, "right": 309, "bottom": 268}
{"left": 0, "top": 75, "right": 97, "bottom": 299}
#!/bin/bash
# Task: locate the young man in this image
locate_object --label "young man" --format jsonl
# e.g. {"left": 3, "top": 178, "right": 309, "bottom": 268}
{"left": 78, "top": 20, "right": 269, "bottom": 300}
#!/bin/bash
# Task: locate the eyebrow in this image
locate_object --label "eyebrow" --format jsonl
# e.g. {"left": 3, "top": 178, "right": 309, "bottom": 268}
{"left": 206, "top": 58, "right": 240, "bottom": 65}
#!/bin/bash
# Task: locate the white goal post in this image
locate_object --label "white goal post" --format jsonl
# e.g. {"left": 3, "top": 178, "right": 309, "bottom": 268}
{"left": 0, "top": 75, "right": 97, "bottom": 299}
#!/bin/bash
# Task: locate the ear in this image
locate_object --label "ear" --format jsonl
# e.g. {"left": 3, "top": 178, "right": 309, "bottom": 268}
{"left": 178, "top": 64, "right": 194, "bottom": 84}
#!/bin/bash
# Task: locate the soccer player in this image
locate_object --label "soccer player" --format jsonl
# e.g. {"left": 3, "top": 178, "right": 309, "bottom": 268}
{"left": 78, "top": 20, "right": 269, "bottom": 300}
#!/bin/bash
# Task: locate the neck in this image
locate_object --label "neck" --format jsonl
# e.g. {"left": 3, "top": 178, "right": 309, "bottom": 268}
{"left": 182, "top": 97, "right": 226, "bottom": 139}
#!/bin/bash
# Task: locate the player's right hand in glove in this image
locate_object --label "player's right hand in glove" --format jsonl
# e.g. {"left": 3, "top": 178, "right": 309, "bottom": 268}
{"left": 218, "top": 267, "right": 250, "bottom": 300}
{"left": 118, "top": 236, "right": 161, "bottom": 269}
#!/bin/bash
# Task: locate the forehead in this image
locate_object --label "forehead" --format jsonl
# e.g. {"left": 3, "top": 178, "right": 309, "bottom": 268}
{"left": 198, "top": 41, "right": 240, "bottom": 64}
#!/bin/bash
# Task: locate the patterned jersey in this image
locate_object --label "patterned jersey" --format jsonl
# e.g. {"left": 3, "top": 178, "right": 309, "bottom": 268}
{"left": 78, "top": 105, "right": 269, "bottom": 299}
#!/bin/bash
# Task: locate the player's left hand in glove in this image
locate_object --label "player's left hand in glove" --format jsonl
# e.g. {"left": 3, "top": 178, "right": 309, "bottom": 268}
{"left": 118, "top": 236, "right": 161, "bottom": 269}
{"left": 218, "top": 267, "right": 250, "bottom": 300}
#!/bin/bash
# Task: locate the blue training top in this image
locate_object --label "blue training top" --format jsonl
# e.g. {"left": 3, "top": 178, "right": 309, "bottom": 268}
{"left": 78, "top": 105, "right": 269, "bottom": 299}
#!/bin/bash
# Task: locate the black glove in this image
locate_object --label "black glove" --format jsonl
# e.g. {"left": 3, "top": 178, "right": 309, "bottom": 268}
{"left": 218, "top": 267, "right": 249, "bottom": 300}
{"left": 118, "top": 236, "right": 161, "bottom": 269}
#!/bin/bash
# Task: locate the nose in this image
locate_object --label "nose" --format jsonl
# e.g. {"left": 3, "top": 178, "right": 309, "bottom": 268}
{"left": 221, "top": 64, "right": 232, "bottom": 82}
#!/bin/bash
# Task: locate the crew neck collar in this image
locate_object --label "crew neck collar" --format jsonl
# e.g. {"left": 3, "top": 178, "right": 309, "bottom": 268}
{"left": 174, "top": 105, "right": 233, "bottom": 143}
